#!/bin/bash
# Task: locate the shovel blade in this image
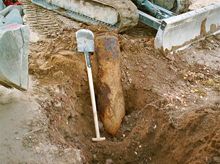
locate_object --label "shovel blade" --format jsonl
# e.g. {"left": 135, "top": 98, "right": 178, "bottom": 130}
{"left": 76, "top": 29, "right": 94, "bottom": 52}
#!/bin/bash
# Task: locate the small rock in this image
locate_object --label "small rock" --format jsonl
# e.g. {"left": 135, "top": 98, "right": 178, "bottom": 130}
{"left": 54, "top": 102, "right": 62, "bottom": 107}
{"left": 51, "top": 33, "right": 57, "bottom": 38}
{"left": 93, "top": 154, "right": 97, "bottom": 160}
{"left": 124, "top": 116, "right": 129, "bottom": 122}
{"left": 166, "top": 52, "right": 175, "bottom": 61}
{"left": 214, "top": 157, "right": 220, "bottom": 163}
{"left": 187, "top": 76, "right": 194, "bottom": 82}
{"left": 186, "top": 81, "right": 190, "bottom": 86}
{"left": 36, "top": 146, "right": 41, "bottom": 154}
{"left": 206, "top": 156, "right": 212, "bottom": 163}
{"left": 106, "top": 159, "right": 113, "bottom": 164}
{"left": 142, "top": 65, "right": 147, "bottom": 69}
{"left": 140, "top": 74, "right": 145, "bottom": 78}
{"left": 199, "top": 73, "right": 204, "bottom": 79}
{"left": 98, "top": 121, "right": 104, "bottom": 131}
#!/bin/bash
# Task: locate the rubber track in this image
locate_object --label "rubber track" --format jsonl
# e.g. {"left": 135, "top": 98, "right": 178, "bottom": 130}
{"left": 96, "top": 0, "right": 139, "bottom": 32}
{"left": 22, "top": 0, "right": 62, "bottom": 37}
{"left": 30, "top": 0, "right": 139, "bottom": 33}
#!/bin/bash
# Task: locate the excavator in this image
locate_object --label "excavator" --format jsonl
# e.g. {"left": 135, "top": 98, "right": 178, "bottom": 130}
{"left": 31, "top": 0, "right": 220, "bottom": 54}
{"left": 0, "top": 0, "right": 219, "bottom": 90}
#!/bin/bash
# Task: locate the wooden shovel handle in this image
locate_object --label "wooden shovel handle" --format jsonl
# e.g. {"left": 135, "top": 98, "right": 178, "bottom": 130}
{"left": 84, "top": 51, "right": 105, "bottom": 141}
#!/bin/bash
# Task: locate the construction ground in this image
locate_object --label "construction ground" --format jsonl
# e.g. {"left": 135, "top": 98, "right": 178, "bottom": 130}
{"left": 1, "top": 0, "right": 220, "bottom": 163}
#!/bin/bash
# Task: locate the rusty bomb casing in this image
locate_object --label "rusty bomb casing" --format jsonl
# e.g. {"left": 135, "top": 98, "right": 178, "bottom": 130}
{"left": 95, "top": 32, "right": 125, "bottom": 136}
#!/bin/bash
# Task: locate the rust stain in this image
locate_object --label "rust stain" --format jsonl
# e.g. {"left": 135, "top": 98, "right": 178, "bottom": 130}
{"left": 200, "top": 18, "right": 207, "bottom": 38}
{"left": 95, "top": 47, "right": 101, "bottom": 65}
{"left": 169, "top": 17, "right": 220, "bottom": 53}
{"left": 95, "top": 32, "right": 119, "bottom": 62}
{"left": 97, "top": 67, "right": 104, "bottom": 79}
{"left": 210, "top": 24, "right": 218, "bottom": 33}
{"left": 97, "top": 82, "right": 111, "bottom": 119}
{"left": 103, "top": 38, "right": 118, "bottom": 60}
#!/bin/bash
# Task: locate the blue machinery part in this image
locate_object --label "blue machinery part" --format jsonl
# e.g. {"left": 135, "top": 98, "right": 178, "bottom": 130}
{"left": 134, "top": 0, "right": 174, "bottom": 20}
{"left": 137, "top": 0, "right": 176, "bottom": 29}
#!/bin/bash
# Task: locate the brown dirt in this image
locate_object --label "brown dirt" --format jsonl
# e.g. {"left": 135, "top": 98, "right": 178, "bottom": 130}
{"left": 27, "top": 20, "right": 220, "bottom": 163}
{"left": 1, "top": 0, "right": 220, "bottom": 163}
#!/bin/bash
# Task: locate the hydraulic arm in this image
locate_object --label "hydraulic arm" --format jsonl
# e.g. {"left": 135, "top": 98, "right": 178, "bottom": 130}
{"left": 132, "top": 0, "right": 170, "bottom": 19}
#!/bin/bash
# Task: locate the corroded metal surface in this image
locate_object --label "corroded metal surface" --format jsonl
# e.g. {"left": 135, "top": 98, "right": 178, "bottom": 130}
{"left": 95, "top": 32, "right": 125, "bottom": 136}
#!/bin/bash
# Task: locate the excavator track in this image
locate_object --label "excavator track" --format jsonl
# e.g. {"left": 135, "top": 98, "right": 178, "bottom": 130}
{"left": 22, "top": 0, "right": 62, "bottom": 37}
{"left": 97, "top": 0, "right": 139, "bottom": 32}
{"left": 30, "top": 0, "right": 139, "bottom": 33}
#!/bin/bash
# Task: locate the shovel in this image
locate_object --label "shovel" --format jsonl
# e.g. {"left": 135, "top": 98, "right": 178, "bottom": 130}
{"left": 76, "top": 29, "right": 105, "bottom": 142}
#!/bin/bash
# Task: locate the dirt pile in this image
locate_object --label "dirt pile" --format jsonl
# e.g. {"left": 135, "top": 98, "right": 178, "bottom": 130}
{"left": 27, "top": 20, "right": 220, "bottom": 163}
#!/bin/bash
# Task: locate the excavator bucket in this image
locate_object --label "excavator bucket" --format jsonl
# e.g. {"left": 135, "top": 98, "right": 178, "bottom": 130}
{"left": 155, "top": 2, "right": 220, "bottom": 54}
{"left": 0, "top": 23, "right": 30, "bottom": 91}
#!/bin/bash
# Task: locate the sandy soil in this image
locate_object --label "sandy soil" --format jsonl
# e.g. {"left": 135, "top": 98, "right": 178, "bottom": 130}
{"left": 189, "top": 0, "right": 220, "bottom": 10}
{"left": 1, "top": 0, "right": 220, "bottom": 163}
